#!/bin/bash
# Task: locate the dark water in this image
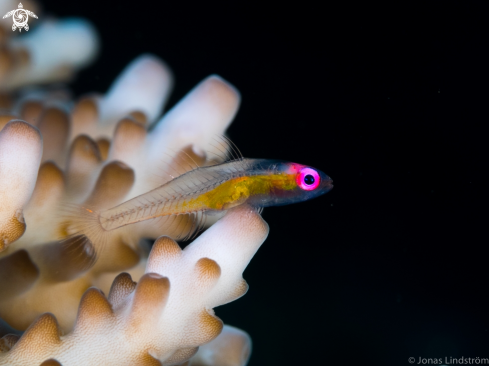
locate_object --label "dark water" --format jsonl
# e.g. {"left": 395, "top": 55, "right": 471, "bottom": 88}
{"left": 48, "top": 1, "right": 489, "bottom": 364}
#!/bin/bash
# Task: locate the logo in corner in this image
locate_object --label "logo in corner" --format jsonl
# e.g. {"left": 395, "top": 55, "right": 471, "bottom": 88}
{"left": 2, "top": 3, "right": 38, "bottom": 32}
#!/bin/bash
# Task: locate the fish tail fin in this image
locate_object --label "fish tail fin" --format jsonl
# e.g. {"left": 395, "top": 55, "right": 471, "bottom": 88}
{"left": 58, "top": 203, "right": 110, "bottom": 270}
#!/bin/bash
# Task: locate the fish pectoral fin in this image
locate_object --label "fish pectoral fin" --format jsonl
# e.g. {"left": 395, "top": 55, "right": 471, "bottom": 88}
{"left": 221, "top": 190, "right": 249, "bottom": 210}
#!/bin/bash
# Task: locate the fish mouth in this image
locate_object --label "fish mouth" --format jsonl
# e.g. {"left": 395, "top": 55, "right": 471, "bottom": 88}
{"left": 323, "top": 177, "right": 334, "bottom": 190}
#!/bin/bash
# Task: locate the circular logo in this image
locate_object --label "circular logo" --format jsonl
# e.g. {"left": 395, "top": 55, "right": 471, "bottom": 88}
{"left": 2, "top": 3, "right": 38, "bottom": 32}
{"left": 13, "top": 9, "right": 28, "bottom": 28}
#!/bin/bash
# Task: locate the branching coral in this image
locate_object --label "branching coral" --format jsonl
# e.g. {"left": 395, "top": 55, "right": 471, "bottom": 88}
{"left": 0, "top": 2, "right": 267, "bottom": 365}
{"left": 0, "top": 206, "right": 267, "bottom": 365}
{"left": 0, "top": 53, "right": 241, "bottom": 332}
{"left": 0, "top": 0, "right": 98, "bottom": 91}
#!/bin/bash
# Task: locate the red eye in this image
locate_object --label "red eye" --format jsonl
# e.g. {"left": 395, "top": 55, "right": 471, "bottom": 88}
{"left": 296, "top": 168, "right": 320, "bottom": 191}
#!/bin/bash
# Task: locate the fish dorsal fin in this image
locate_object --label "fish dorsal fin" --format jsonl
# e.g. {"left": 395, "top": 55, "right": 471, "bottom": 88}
{"left": 155, "top": 135, "right": 244, "bottom": 181}
{"left": 148, "top": 135, "right": 246, "bottom": 192}
{"left": 151, "top": 145, "right": 206, "bottom": 187}
{"left": 207, "top": 135, "right": 244, "bottom": 165}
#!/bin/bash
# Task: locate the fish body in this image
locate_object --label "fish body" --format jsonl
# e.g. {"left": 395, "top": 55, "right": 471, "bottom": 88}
{"left": 99, "top": 159, "right": 333, "bottom": 231}
{"left": 67, "top": 157, "right": 333, "bottom": 265}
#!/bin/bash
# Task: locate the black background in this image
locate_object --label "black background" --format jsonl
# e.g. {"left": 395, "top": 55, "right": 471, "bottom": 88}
{"left": 42, "top": 1, "right": 488, "bottom": 365}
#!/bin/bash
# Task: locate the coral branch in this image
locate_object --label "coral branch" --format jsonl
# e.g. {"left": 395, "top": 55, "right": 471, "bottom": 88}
{"left": 0, "top": 206, "right": 268, "bottom": 365}
{"left": 0, "top": 121, "right": 42, "bottom": 250}
{"left": 101, "top": 55, "right": 173, "bottom": 128}
{"left": 190, "top": 325, "right": 252, "bottom": 366}
{"left": 2, "top": 19, "right": 98, "bottom": 90}
{"left": 0, "top": 9, "right": 260, "bottom": 361}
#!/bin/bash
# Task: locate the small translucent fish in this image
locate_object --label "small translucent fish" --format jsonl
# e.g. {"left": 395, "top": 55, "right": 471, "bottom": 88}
{"left": 65, "top": 151, "right": 333, "bottom": 266}
{"left": 99, "top": 159, "right": 333, "bottom": 228}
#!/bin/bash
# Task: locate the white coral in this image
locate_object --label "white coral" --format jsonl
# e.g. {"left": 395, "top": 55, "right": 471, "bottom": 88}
{"left": 0, "top": 4, "right": 264, "bottom": 364}
{"left": 0, "top": 120, "right": 42, "bottom": 248}
{"left": 1, "top": 17, "right": 99, "bottom": 90}
{"left": 0, "top": 206, "right": 268, "bottom": 366}
{"left": 0, "top": 55, "right": 244, "bottom": 333}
